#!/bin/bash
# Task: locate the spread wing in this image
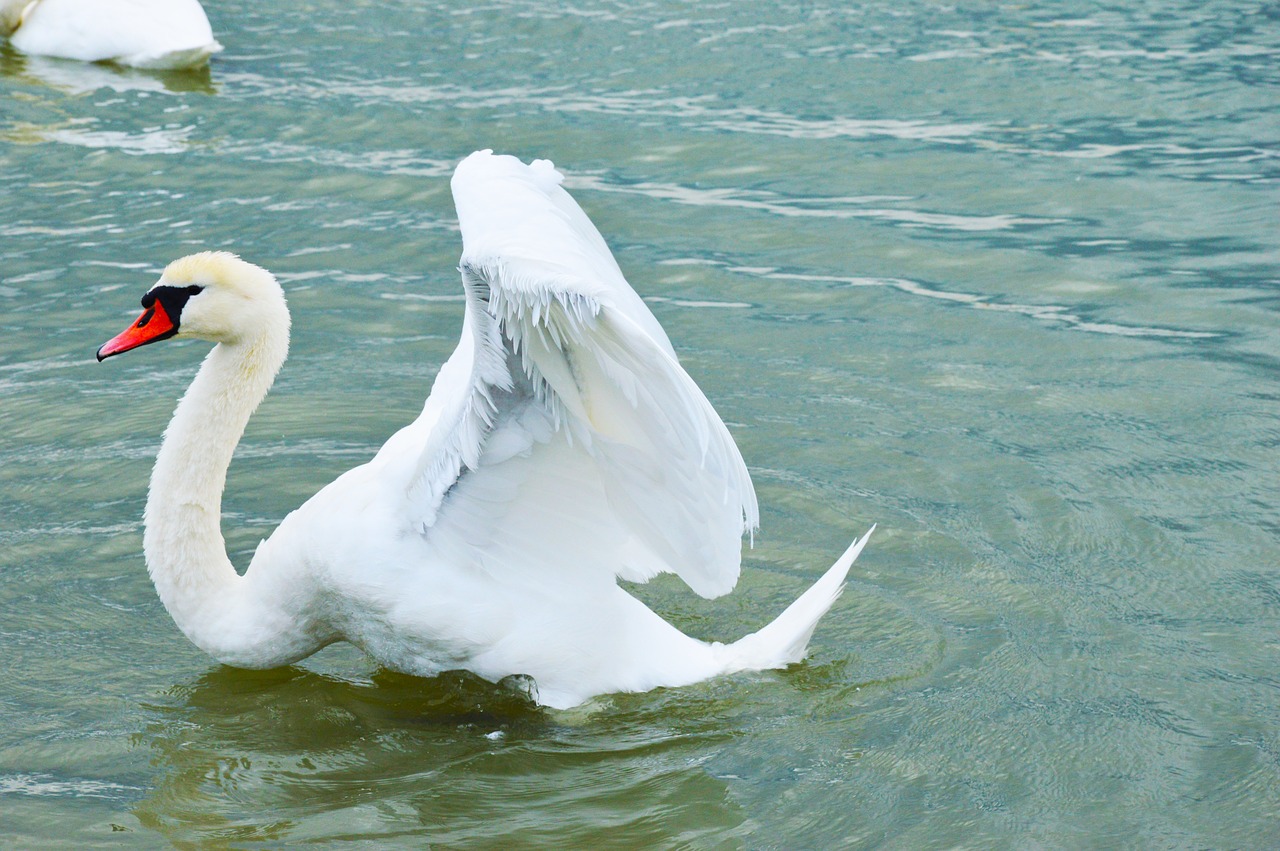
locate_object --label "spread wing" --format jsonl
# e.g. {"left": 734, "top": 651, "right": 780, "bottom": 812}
{"left": 389, "top": 150, "right": 758, "bottom": 598}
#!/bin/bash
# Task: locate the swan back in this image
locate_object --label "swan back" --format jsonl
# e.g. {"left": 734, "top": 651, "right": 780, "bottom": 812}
{"left": 8, "top": 0, "right": 222, "bottom": 69}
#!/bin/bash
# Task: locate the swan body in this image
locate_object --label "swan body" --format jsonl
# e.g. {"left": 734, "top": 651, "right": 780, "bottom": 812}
{"left": 2, "top": 0, "right": 221, "bottom": 69}
{"left": 97, "top": 151, "right": 873, "bottom": 709}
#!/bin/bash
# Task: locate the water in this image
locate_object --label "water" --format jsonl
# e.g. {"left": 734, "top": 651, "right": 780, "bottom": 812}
{"left": 2, "top": 0, "right": 1277, "bottom": 846}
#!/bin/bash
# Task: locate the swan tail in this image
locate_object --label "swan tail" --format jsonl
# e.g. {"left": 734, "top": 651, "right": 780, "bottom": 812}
{"left": 716, "top": 526, "right": 874, "bottom": 673}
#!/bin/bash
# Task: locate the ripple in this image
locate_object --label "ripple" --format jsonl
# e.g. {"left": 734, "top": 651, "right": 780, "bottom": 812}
{"left": 568, "top": 173, "right": 1062, "bottom": 232}
{"left": 212, "top": 136, "right": 456, "bottom": 179}
{"left": 645, "top": 295, "right": 752, "bottom": 309}
{"left": 706, "top": 263, "right": 1222, "bottom": 340}
{"left": 0, "top": 773, "right": 140, "bottom": 800}
{"left": 6, "top": 120, "right": 196, "bottom": 155}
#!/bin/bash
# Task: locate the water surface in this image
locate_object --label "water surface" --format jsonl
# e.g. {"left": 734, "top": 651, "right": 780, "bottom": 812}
{"left": 2, "top": 1, "right": 1277, "bottom": 846}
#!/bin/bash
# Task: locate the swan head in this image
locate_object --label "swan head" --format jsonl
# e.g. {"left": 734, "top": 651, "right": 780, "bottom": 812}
{"left": 98, "top": 251, "right": 289, "bottom": 361}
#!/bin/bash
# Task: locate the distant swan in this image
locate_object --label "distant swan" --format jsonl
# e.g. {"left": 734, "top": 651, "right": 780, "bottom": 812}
{"left": 97, "top": 150, "right": 873, "bottom": 709}
{"left": 2, "top": 0, "right": 221, "bottom": 69}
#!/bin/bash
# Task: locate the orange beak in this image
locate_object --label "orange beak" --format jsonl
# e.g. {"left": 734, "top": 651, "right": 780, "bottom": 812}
{"left": 97, "top": 299, "right": 179, "bottom": 361}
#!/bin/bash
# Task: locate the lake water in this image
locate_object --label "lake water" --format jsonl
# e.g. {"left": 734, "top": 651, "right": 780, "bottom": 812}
{"left": 2, "top": 0, "right": 1277, "bottom": 846}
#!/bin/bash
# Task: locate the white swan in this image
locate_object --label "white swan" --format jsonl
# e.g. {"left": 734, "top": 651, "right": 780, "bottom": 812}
{"left": 2, "top": 0, "right": 221, "bottom": 69}
{"left": 97, "top": 150, "right": 873, "bottom": 709}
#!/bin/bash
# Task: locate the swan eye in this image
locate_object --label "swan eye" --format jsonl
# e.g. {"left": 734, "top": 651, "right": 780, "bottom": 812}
{"left": 140, "top": 284, "right": 205, "bottom": 314}
{"left": 141, "top": 284, "right": 203, "bottom": 307}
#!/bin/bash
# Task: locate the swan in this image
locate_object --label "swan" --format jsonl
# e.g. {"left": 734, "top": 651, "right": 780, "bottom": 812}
{"left": 96, "top": 150, "right": 874, "bottom": 709}
{"left": 2, "top": 0, "right": 221, "bottom": 69}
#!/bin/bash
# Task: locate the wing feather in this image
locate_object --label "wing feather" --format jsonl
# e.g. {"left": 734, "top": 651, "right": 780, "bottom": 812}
{"left": 399, "top": 150, "right": 758, "bottom": 599}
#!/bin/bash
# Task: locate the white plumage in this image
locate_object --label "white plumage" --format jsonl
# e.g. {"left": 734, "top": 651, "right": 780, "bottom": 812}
{"left": 2, "top": 0, "right": 221, "bottom": 69}
{"left": 97, "top": 151, "right": 873, "bottom": 709}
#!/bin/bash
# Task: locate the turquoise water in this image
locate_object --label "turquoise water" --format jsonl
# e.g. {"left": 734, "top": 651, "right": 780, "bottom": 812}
{"left": 2, "top": 0, "right": 1278, "bottom": 846}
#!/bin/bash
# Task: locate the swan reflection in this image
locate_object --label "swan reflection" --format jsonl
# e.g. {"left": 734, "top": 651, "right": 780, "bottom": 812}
{"left": 131, "top": 666, "right": 747, "bottom": 846}
{"left": 0, "top": 45, "right": 215, "bottom": 94}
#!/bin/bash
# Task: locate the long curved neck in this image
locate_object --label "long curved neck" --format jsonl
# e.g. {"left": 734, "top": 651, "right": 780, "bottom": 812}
{"left": 144, "top": 328, "right": 311, "bottom": 666}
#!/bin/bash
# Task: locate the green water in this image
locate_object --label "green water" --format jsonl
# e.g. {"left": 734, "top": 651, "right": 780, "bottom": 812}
{"left": 2, "top": 1, "right": 1278, "bottom": 847}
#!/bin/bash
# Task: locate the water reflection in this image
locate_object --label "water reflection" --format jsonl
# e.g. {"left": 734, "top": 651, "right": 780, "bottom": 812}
{"left": 0, "top": 44, "right": 215, "bottom": 95}
{"left": 132, "top": 667, "right": 748, "bottom": 846}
